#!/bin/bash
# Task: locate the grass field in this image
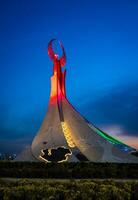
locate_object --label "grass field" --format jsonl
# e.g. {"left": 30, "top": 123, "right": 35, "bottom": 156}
{"left": 0, "top": 162, "right": 138, "bottom": 199}
{"left": 0, "top": 178, "right": 138, "bottom": 200}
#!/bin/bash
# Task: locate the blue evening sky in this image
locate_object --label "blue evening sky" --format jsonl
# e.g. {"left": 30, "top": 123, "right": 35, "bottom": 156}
{"left": 0, "top": 0, "right": 138, "bottom": 153}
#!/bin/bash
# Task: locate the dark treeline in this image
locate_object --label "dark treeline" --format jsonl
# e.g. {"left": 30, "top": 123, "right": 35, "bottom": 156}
{"left": 0, "top": 179, "right": 138, "bottom": 200}
{"left": 0, "top": 162, "right": 138, "bottom": 179}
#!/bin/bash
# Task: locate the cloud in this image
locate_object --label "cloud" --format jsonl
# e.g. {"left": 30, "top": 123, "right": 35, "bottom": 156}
{"left": 98, "top": 124, "right": 138, "bottom": 149}
{"left": 80, "top": 82, "right": 138, "bottom": 137}
{"left": 99, "top": 124, "right": 125, "bottom": 136}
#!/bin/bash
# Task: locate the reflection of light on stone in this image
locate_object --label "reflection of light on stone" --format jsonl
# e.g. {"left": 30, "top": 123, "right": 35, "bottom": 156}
{"left": 39, "top": 149, "right": 51, "bottom": 163}
{"left": 39, "top": 146, "right": 72, "bottom": 163}
{"left": 48, "top": 149, "right": 52, "bottom": 156}
{"left": 61, "top": 122, "right": 75, "bottom": 148}
{"left": 57, "top": 147, "right": 72, "bottom": 163}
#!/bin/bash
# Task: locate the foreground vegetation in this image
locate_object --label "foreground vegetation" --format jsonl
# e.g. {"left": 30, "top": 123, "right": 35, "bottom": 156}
{"left": 0, "top": 179, "right": 138, "bottom": 200}
{"left": 0, "top": 162, "right": 138, "bottom": 179}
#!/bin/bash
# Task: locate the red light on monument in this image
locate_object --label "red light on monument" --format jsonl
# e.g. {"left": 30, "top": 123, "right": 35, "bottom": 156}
{"left": 48, "top": 39, "right": 66, "bottom": 106}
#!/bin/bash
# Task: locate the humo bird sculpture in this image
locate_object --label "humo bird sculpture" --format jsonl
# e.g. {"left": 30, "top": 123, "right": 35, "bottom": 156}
{"left": 30, "top": 39, "right": 138, "bottom": 163}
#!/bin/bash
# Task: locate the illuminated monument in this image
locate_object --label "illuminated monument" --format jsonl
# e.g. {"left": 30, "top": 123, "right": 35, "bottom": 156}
{"left": 16, "top": 39, "right": 138, "bottom": 163}
{"left": 30, "top": 39, "right": 138, "bottom": 163}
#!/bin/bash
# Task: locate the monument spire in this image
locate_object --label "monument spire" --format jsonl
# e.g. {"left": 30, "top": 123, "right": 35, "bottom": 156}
{"left": 48, "top": 39, "right": 67, "bottom": 121}
{"left": 30, "top": 39, "right": 138, "bottom": 163}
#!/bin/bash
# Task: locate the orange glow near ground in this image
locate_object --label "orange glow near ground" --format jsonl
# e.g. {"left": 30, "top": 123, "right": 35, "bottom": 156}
{"left": 118, "top": 136, "right": 138, "bottom": 150}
